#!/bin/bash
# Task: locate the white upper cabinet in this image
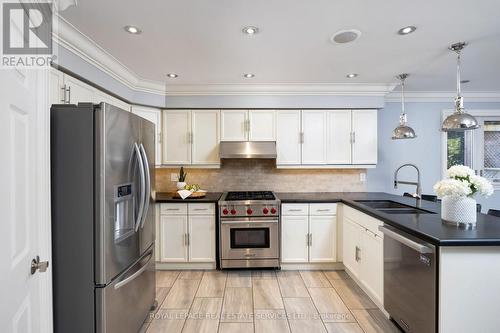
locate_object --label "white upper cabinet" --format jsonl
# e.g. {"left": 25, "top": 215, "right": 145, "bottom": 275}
{"left": 276, "top": 110, "right": 302, "bottom": 165}
{"left": 327, "top": 110, "right": 352, "bottom": 164}
{"left": 163, "top": 110, "right": 192, "bottom": 165}
{"left": 191, "top": 110, "right": 220, "bottom": 165}
{"left": 132, "top": 106, "right": 162, "bottom": 165}
{"left": 163, "top": 110, "right": 220, "bottom": 166}
{"left": 220, "top": 110, "right": 247, "bottom": 141}
{"left": 95, "top": 90, "right": 131, "bottom": 112}
{"left": 63, "top": 74, "right": 95, "bottom": 104}
{"left": 352, "top": 109, "right": 378, "bottom": 165}
{"left": 248, "top": 110, "right": 276, "bottom": 141}
{"left": 221, "top": 110, "right": 276, "bottom": 142}
{"left": 301, "top": 110, "right": 327, "bottom": 164}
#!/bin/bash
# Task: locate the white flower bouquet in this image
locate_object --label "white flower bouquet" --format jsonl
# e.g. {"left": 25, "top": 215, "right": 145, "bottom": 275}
{"left": 433, "top": 165, "right": 494, "bottom": 198}
{"left": 434, "top": 165, "right": 494, "bottom": 225}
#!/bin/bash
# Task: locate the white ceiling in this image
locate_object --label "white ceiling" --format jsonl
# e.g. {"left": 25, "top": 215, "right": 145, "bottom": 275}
{"left": 61, "top": 0, "right": 500, "bottom": 91}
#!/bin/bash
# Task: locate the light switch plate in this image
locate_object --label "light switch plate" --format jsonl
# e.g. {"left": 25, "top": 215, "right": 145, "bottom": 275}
{"left": 359, "top": 172, "right": 366, "bottom": 182}
{"left": 171, "top": 173, "right": 178, "bottom": 182}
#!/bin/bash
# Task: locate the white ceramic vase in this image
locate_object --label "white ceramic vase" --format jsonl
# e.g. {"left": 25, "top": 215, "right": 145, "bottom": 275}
{"left": 441, "top": 196, "right": 477, "bottom": 225}
{"left": 176, "top": 181, "right": 187, "bottom": 190}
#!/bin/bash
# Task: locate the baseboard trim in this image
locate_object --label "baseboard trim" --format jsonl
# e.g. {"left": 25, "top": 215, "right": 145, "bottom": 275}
{"left": 343, "top": 267, "right": 388, "bottom": 317}
{"left": 280, "top": 262, "right": 345, "bottom": 270}
{"left": 156, "top": 262, "right": 216, "bottom": 270}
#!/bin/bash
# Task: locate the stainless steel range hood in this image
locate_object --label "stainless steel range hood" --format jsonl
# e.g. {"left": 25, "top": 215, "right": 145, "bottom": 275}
{"left": 219, "top": 141, "right": 277, "bottom": 159}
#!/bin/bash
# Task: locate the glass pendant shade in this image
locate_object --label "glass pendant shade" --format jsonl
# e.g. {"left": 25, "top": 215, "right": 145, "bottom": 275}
{"left": 392, "top": 73, "right": 417, "bottom": 140}
{"left": 441, "top": 42, "right": 479, "bottom": 132}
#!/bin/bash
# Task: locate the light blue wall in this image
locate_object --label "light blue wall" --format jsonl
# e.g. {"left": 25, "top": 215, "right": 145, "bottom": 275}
{"left": 367, "top": 101, "right": 500, "bottom": 212}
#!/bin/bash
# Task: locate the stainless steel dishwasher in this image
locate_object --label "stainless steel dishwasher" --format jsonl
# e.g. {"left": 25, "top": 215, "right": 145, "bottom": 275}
{"left": 379, "top": 225, "right": 436, "bottom": 333}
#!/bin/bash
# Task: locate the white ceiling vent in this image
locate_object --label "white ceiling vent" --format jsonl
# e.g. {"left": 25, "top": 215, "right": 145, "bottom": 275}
{"left": 331, "top": 29, "right": 361, "bottom": 44}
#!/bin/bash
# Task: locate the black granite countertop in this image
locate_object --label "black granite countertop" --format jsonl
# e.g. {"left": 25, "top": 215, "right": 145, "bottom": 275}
{"left": 276, "top": 192, "right": 500, "bottom": 246}
{"left": 155, "top": 192, "right": 222, "bottom": 203}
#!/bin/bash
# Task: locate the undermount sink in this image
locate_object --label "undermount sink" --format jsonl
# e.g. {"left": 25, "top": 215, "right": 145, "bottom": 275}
{"left": 355, "top": 200, "right": 435, "bottom": 215}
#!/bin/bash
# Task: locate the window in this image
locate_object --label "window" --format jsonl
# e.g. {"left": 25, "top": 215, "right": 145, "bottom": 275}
{"left": 444, "top": 111, "right": 500, "bottom": 189}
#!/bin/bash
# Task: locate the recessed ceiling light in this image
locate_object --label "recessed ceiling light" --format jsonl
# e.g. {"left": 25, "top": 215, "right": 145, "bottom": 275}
{"left": 243, "top": 73, "right": 255, "bottom": 78}
{"left": 331, "top": 29, "right": 361, "bottom": 44}
{"left": 124, "top": 25, "right": 142, "bottom": 34}
{"left": 242, "top": 26, "right": 259, "bottom": 35}
{"left": 167, "top": 73, "right": 178, "bottom": 78}
{"left": 398, "top": 26, "right": 416, "bottom": 35}
{"left": 346, "top": 73, "right": 358, "bottom": 78}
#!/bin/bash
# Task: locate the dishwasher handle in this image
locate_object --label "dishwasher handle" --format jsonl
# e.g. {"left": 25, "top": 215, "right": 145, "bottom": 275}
{"left": 378, "top": 226, "right": 434, "bottom": 254}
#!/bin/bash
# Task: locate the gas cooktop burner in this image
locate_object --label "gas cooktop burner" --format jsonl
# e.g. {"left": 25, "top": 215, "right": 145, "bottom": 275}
{"left": 224, "top": 191, "right": 276, "bottom": 201}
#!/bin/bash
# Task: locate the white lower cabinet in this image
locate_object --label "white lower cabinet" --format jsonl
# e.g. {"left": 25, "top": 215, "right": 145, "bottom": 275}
{"left": 281, "top": 203, "right": 337, "bottom": 264}
{"left": 342, "top": 205, "right": 384, "bottom": 305}
{"left": 159, "top": 203, "right": 215, "bottom": 263}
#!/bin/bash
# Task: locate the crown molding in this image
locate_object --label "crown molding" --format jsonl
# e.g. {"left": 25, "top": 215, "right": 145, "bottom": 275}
{"left": 385, "top": 91, "right": 500, "bottom": 103}
{"left": 163, "top": 83, "right": 397, "bottom": 96}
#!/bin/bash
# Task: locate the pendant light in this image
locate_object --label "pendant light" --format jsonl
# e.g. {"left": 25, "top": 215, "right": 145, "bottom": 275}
{"left": 392, "top": 73, "right": 417, "bottom": 139}
{"left": 441, "top": 42, "right": 479, "bottom": 131}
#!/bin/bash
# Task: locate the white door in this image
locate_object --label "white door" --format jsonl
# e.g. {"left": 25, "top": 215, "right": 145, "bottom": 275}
{"left": 281, "top": 216, "right": 309, "bottom": 263}
{"left": 342, "top": 218, "right": 361, "bottom": 277}
{"left": 248, "top": 110, "right": 276, "bottom": 141}
{"left": 63, "top": 74, "right": 95, "bottom": 104}
{"left": 302, "top": 110, "right": 327, "bottom": 164}
{"left": 0, "top": 66, "right": 52, "bottom": 332}
{"left": 192, "top": 110, "right": 220, "bottom": 165}
{"left": 49, "top": 68, "right": 65, "bottom": 105}
{"left": 160, "top": 215, "right": 188, "bottom": 262}
{"left": 220, "top": 110, "right": 248, "bottom": 141}
{"left": 132, "top": 106, "right": 162, "bottom": 165}
{"left": 360, "top": 230, "right": 384, "bottom": 304}
{"left": 309, "top": 216, "right": 337, "bottom": 263}
{"left": 163, "top": 110, "right": 192, "bottom": 165}
{"left": 276, "top": 110, "right": 301, "bottom": 165}
{"left": 352, "top": 109, "right": 378, "bottom": 165}
{"left": 188, "top": 215, "right": 215, "bottom": 262}
{"left": 327, "top": 110, "right": 352, "bottom": 164}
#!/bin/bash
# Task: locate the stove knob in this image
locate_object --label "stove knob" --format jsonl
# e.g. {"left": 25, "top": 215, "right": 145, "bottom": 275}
{"left": 222, "top": 208, "right": 229, "bottom": 215}
{"left": 263, "top": 208, "right": 269, "bottom": 214}
{"left": 247, "top": 208, "right": 253, "bottom": 215}
{"left": 230, "top": 209, "right": 237, "bottom": 215}
{"left": 270, "top": 207, "right": 277, "bottom": 214}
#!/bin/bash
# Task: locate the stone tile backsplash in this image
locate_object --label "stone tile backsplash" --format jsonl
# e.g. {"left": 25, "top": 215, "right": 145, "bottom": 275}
{"left": 155, "top": 159, "right": 366, "bottom": 193}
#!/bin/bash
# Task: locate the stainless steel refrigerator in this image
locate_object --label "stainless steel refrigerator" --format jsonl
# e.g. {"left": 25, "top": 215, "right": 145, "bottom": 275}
{"left": 51, "top": 102, "right": 156, "bottom": 333}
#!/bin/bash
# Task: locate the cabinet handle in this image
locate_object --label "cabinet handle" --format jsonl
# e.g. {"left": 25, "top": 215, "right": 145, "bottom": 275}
{"left": 300, "top": 132, "right": 304, "bottom": 144}
{"left": 193, "top": 208, "right": 208, "bottom": 211}
{"left": 316, "top": 209, "right": 330, "bottom": 212}
{"left": 184, "top": 233, "right": 188, "bottom": 246}
{"left": 288, "top": 209, "right": 302, "bottom": 212}
{"left": 187, "top": 233, "right": 190, "bottom": 246}
{"left": 190, "top": 132, "right": 193, "bottom": 143}
{"left": 60, "top": 85, "right": 66, "bottom": 103}
{"left": 66, "top": 86, "right": 71, "bottom": 104}
{"left": 158, "top": 133, "right": 162, "bottom": 144}
{"left": 167, "top": 208, "right": 180, "bottom": 211}
{"left": 352, "top": 131, "right": 356, "bottom": 144}
{"left": 306, "top": 233, "right": 310, "bottom": 246}
{"left": 355, "top": 246, "right": 361, "bottom": 262}
{"left": 309, "top": 233, "right": 313, "bottom": 247}
{"left": 247, "top": 119, "right": 251, "bottom": 134}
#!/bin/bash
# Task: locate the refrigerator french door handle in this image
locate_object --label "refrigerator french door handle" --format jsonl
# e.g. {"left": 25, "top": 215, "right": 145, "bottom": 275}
{"left": 114, "top": 250, "right": 153, "bottom": 290}
{"left": 139, "top": 143, "right": 151, "bottom": 229}
{"left": 134, "top": 143, "right": 146, "bottom": 232}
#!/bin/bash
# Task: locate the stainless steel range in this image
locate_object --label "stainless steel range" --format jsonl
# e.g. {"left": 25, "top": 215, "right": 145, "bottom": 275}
{"left": 219, "top": 191, "right": 280, "bottom": 269}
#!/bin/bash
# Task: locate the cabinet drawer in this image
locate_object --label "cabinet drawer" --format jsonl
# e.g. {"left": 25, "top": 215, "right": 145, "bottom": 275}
{"left": 160, "top": 203, "right": 187, "bottom": 215}
{"left": 344, "top": 205, "right": 383, "bottom": 237}
{"left": 188, "top": 203, "right": 215, "bottom": 215}
{"left": 310, "top": 203, "right": 337, "bottom": 215}
{"left": 282, "top": 204, "right": 309, "bottom": 216}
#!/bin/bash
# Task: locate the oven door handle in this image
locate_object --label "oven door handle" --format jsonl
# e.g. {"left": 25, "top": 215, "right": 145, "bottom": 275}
{"left": 379, "top": 226, "right": 434, "bottom": 254}
{"left": 221, "top": 219, "right": 278, "bottom": 224}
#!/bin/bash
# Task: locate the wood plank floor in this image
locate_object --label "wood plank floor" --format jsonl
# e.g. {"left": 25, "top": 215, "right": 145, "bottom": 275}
{"left": 142, "top": 270, "right": 401, "bottom": 333}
